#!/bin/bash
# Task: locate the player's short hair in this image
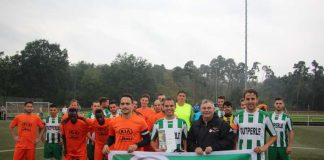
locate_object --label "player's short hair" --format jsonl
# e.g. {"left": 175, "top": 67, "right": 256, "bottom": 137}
{"left": 99, "top": 97, "right": 108, "bottom": 105}
{"left": 275, "top": 97, "right": 283, "bottom": 101}
{"left": 49, "top": 104, "right": 57, "bottom": 108}
{"left": 109, "top": 100, "right": 118, "bottom": 105}
{"left": 201, "top": 99, "right": 214, "bottom": 106}
{"left": 217, "top": 96, "right": 225, "bottom": 100}
{"left": 240, "top": 98, "right": 245, "bottom": 102}
{"left": 70, "top": 99, "right": 78, "bottom": 105}
{"left": 163, "top": 97, "right": 174, "bottom": 103}
{"left": 243, "top": 89, "right": 258, "bottom": 98}
{"left": 223, "top": 101, "right": 232, "bottom": 107}
{"left": 141, "top": 93, "right": 150, "bottom": 100}
{"left": 24, "top": 101, "right": 33, "bottom": 106}
{"left": 92, "top": 101, "right": 100, "bottom": 105}
{"left": 95, "top": 108, "right": 103, "bottom": 114}
{"left": 177, "top": 90, "right": 187, "bottom": 95}
{"left": 120, "top": 93, "right": 134, "bottom": 103}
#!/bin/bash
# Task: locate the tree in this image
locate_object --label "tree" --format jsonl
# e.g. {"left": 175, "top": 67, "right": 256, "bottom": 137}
{"left": 262, "top": 65, "right": 275, "bottom": 79}
{"left": 107, "top": 53, "right": 155, "bottom": 99}
{"left": 19, "top": 39, "right": 69, "bottom": 104}
{"left": 209, "top": 55, "right": 226, "bottom": 100}
{"left": 311, "top": 60, "right": 324, "bottom": 109}
{"left": 292, "top": 61, "right": 310, "bottom": 107}
{"left": 247, "top": 62, "right": 260, "bottom": 86}
{"left": 0, "top": 53, "right": 22, "bottom": 103}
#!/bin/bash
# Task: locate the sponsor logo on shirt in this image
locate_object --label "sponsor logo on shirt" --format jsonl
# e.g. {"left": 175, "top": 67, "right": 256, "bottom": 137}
{"left": 68, "top": 130, "right": 80, "bottom": 139}
{"left": 21, "top": 122, "right": 32, "bottom": 132}
{"left": 119, "top": 128, "right": 133, "bottom": 142}
{"left": 47, "top": 126, "right": 60, "bottom": 131}
{"left": 240, "top": 127, "right": 261, "bottom": 135}
{"left": 119, "top": 128, "right": 133, "bottom": 135}
{"left": 96, "top": 127, "right": 109, "bottom": 136}
{"left": 273, "top": 123, "right": 284, "bottom": 129}
{"left": 209, "top": 127, "right": 220, "bottom": 133}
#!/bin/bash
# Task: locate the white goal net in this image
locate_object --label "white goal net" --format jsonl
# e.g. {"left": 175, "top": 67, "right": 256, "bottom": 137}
{"left": 5, "top": 102, "right": 51, "bottom": 119}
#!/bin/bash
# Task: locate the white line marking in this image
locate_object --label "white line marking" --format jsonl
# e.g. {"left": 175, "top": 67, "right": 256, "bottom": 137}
{"left": 293, "top": 147, "right": 324, "bottom": 150}
{"left": 0, "top": 147, "right": 43, "bottom": 153}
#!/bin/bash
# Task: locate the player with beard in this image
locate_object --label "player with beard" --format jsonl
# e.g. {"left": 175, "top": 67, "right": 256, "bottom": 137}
{"left": 102, "top": 94, "right": 150, "bottom": 154}
{"left": 99, "top": 97, "right": 111, "bottom": 117}
{"left": 88, "top": 109, "right": 110, "bottom": 160}
{"left": 268, "top": 97, "right": 294, "bottom": 160}
{"left": 234, "top": 89, "right": 277, "bottom": 160}
{"left": 10, "top": 101, "right": 45, "bottom": 160}
{"left": 108, "top": 100, "right": 119, "bottom": 118}
{"left": 61, "top": 108, "right": 89, "bottom": 160}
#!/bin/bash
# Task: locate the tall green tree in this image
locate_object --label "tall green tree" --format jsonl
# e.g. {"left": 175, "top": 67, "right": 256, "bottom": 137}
{"left": 19, "top": 39, "right": 69, "bottom": 104}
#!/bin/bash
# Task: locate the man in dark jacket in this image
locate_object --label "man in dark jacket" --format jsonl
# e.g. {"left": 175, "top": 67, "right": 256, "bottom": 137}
{"left": 188, "top": 99, "right": 234, "bottom": 155}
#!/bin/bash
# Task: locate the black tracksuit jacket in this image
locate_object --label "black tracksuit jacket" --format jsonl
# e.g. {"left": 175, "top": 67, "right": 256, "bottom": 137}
{"left": 187, "top": 114, "right": 235, "bottom": 151}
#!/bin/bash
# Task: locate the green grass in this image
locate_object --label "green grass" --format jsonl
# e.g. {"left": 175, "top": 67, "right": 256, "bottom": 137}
{"left": 291, "top": 126, "right": 324, "bottom": 160}
{"left": 1, "top": 121, "right": 324, "bottom": 160}
{"left": 290, "top": 115, "right": 324, "bottom": 122}
{"left": 0, "top": 120, "right": 44, "bottom": 160}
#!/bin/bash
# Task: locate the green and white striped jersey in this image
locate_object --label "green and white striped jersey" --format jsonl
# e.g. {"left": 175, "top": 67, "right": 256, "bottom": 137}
{"left": 85, "top": 110, "right": 109, "bottom": 119}
{"left": 234, "top": 109, "right": 277, "bottom": 160}
{"left": 151, "top": 117, "right": 188, "bottom": 152}
{"left": 43, "top": 116, "right": 62, "bottom": 144}
{"left": 215, "top": 110, "right": 225, "bottom": 118}
{"left": 85, "top": 112, "right": 97, "bottom": 145}
{"left": 270, "top": 112, "right": 293, "bottom": 147}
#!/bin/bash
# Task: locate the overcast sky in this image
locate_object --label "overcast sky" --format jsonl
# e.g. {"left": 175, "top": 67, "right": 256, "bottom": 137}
{"left": 1, "top": 0, "right": 323, "bottom": 77}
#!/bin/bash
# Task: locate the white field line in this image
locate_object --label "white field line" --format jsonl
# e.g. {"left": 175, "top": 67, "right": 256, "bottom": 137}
{"left": 293, "top": 147, "right": 324, "bottom": 150}
{"left": 0, "top": 147, "right": 43, "bottom": 153}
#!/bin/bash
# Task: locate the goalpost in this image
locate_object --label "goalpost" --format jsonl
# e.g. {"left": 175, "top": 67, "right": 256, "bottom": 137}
{"left": 5, "top": 102, "right": 51, "bottom": 119}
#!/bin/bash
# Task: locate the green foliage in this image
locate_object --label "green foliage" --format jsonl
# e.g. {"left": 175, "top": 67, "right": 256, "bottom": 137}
{"left": 0, "top": 40, "right": 69, "bottom": 104}
{"left": 1, "top": 39, "right": 324, "bottom": 110}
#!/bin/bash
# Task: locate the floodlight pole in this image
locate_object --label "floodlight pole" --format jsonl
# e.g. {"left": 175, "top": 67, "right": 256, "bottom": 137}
{"left": 244, "top": 0, "right": 248, "bottom": 90}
